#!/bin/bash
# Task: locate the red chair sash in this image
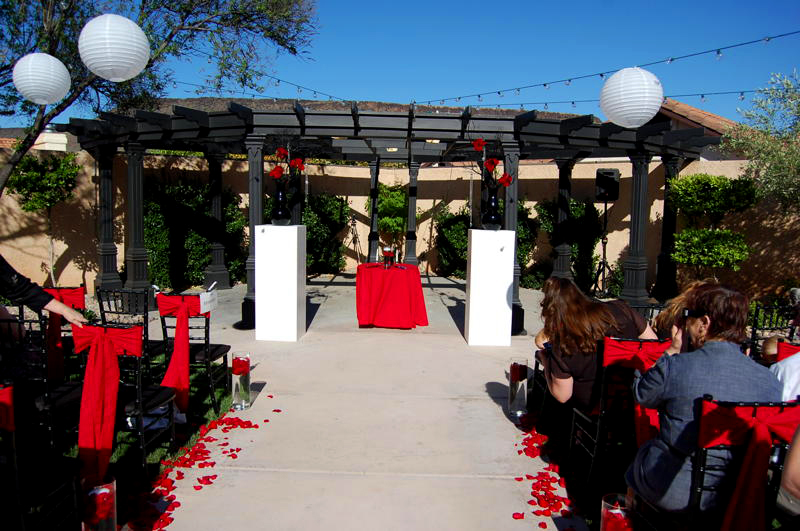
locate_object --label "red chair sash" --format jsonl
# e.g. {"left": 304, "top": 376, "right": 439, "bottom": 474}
{"left": 603, "top": 337, "right": 671, "bottom": 446}
{"left": 0, "top": 385, "right": 14, "bottom": 432}
{"left": 777, "top": 341, "right": 800, "bottom": 362}
{"left": 72, "top": 323, "right": 142, "bottom": 484}
{"left": 157, "top": 294, "right": 206, "bottom": 412}
{"left": 43, "top": 287, "right": 86, "bottom": 381}
{"left": 698, "top": 400, "right": 800, "bottom": 531}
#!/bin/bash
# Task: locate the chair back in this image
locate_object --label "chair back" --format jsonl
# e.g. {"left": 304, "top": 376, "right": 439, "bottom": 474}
{"left": 157, "top": 293, "right": 211, "bottom": 347}
{"left": 0, "top": 306, "right": 50, "bottom": 387}
{"left": 690, "top": 395, "right": 800, "bottom": 531}
{"left": 627, "top": 303, "right": 666, "bottom": 327}
{"left": 777, "top": 340, "right": 800, "bottom": 362}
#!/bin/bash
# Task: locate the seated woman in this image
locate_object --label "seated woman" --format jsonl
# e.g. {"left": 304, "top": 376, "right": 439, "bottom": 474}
{"left": 652, "top": 279, "right": 716, "bottom": 353}
{"left": 626, "top": 283, "right": 783, "bottom": 513}
{"left": 533, "top": 276, "right": 657, "bottom": 410}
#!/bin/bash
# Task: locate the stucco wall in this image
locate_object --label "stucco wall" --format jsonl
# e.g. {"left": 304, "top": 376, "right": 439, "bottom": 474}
{"left": 2, "top": 147, "right": 797, "bottom": 299}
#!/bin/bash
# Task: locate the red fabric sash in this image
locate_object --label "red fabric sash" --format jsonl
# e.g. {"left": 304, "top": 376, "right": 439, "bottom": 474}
{"left": 777, "top": 341, "right": 800, "bottom": 362}
{"left": 0, "top": 384, "right": 14, "bottom": 432}
{"left": 72, "top": 323, "right": 142, "bottom": 484}
{"left": 698, "top": 400, "right": 800, "bottom": 531}
{"left": 43, "top": 286, "right": 86, "bottom": 382}
{"left": 603, "top": 337, "right": 671, "bottom": 446}
{"left": 157, "top": 294, "right": 207, "bottom": 412}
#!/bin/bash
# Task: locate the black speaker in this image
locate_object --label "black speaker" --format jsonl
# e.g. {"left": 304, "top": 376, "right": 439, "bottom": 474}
{"left": 595, "top": 168, "right": 620, "bottom": 202}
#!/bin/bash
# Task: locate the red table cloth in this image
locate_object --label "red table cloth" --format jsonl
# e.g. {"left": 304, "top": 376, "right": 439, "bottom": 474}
{"left": 43, "top": 286, "right": 86, "bottom": 381}
{"left": 157, "top": 293, "right": 208, "bottom": 412}
{"left": 356, "top": 263, "right": 428, "bottom": 329}
{"left": 72, "top": 323, "right": 143, "bottom": 484}
{"left": 777, "top": 341, "right": 800, "bottom": 362}
{"left": 0, "top": 384, "right": 14, "bottom": 432}
{"left": 698, "top": 399, "right": 800, "bottom": 531}
{"left": 602, "top": 337, "right": 671, "bottom": 446}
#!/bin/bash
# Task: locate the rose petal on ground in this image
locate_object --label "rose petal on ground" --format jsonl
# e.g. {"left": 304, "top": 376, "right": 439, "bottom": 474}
{"left": 512, "top": 512, "right": 524, "bottom": 520}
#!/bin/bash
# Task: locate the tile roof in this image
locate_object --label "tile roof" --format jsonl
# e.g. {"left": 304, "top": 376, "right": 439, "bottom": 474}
{"left": 659, "top": 98, "right": 738, "bottom": 135}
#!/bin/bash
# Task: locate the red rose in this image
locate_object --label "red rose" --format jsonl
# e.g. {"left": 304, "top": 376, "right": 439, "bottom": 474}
{"left": 498, "top": 172, "right": 513, "bottom": 187}
{"left": 232, "top": 357, "right": 250, "bottom": 375}
{"left": 512, "top": 512, "right": 524, "bottom": 520}
{"left": 269, "top": 166, "right": 284, "bottom": 179}
{"left": 289, "top": 158, "right": 305, "bottom": 171}
{"left": 472, "top": 138, "right": 486, "bottom": 151}
{"left": 275, "top": 147, "right": 288, "bottom": 159}
{"left": 484, "top": 158, "right": 499, "bottom": 172}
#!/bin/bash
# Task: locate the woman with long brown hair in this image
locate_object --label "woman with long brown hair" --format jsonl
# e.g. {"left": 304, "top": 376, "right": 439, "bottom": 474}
{"left": 534, "top": 276, "right": 657, "bottom": 409}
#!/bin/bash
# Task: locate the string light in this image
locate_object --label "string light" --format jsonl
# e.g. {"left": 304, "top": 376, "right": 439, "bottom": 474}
{"left": 543, "top": 83, "right": 549, "bottom": 90}
{"left": 515, "top": 88, "right": 520, "bottom": 95}
{"left": 564, "top": 79, "right": 571, "bottom": 86}
{"left": 666, "top": 57, "right": 673, "bottom": 64}
{"left": 739, "top": 92, "right": 745, "bottom": 101}
{"left": 716, "top": 49, "right": 723, "bottom": 60}
{"left": 700, "top": 94, "right": 706, "bottom": 102}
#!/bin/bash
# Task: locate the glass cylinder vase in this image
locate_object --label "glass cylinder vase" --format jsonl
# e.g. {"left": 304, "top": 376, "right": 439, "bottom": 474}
{"left": 231, "top": 353, "right": 251, "bottom": 410}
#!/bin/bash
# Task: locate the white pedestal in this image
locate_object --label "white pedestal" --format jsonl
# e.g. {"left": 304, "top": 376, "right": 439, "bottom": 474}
{"left": 465, "top": 229, "right": 515, "bottom": 346}
{"left": 255, "top": 224, "right": 306, "bottom": 342}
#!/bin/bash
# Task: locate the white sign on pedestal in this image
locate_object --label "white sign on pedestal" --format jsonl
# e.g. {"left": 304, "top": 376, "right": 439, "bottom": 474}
{"left": 255, "top": 224, "right": 306, "bottom": 342}
{"left": 465, "top": 229, "right": 515, "bottom": 346}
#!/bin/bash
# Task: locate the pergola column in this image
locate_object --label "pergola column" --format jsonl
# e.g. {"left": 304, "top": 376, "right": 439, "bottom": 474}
{"left": 621, "top": 151, "right": 653, "bottom": 304}
{"left": 124, "top": 142, "right": 149, "bottom": 291}
{"left": 403, "top": 161, "right": 419, "bottom": 265}
{"left": 504, "top": 147, "right": 525, "bottom": 335}
{"left": 242, "top": 135, "right": 265, "bottom": 328}
{"left": 651, "top": 155, "right": 684, "bottom": 301}
{"left": 92, "top": 145, "right": 122, "bottom": 291}
{"left": 367, "top": 158, "right": 381, "bottom": 262}
{"left": 552, "top": 158, "right": 576, "bottom": 280}
{"left": 203, "top": 151, "right": 231, "bottom": 290}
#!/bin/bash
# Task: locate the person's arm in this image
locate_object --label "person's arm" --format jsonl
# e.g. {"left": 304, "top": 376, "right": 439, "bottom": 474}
{"left": 534, "top": 329, "right": 549, "bottom": 350}
{"left": 664, "top": 324, "right": 683, "bottom": 356}
{"left": 0, "top": 254, "right": 53, "bottom": 312}
{"left": 536, "top": 346, "right": 574, "bottom": 403}
{"left": 782, "top": 425, "right": 800, "bottom": 499}
{"left": 43, "top": 298, "right": 88, "bottom": 328}
{"left": 632, "top": 354, "right": 670, "bottom": 408}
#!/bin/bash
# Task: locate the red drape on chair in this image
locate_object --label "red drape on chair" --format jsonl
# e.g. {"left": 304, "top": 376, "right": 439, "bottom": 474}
{"left": 157, "top": 294, "right": 206, "bottom": 412}
{"left": 43, "top": 286, "right": 86, "bottom": 382}
{"left": 698, "top": 400, "right": 800, "bottom": 531}
{"left": 0, "top": 384, "right": 14, "bottom": 432}
{"left": 72, "top": 324, "right": 142, "bottom": 484}
{"left": 777, "top": 341, "right": 800, "bottom": 362}
{"left": 602, "top": 337, "right": 671, "bottom": 446}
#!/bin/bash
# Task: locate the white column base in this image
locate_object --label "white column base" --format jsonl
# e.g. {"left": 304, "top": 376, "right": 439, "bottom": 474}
{"left": 255, "top": 224, "right": 306, "bottom": 342}
{"left": 465, "top": 229, "right": 515, "bottom": 346}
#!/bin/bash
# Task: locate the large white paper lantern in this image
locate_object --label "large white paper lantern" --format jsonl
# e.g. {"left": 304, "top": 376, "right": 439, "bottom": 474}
{"left": 12, "top": 53, "right": 71, "bottom": 105}
{"left": 600, "top": 67, "right": 664, "bottom": 128}
{"left": 79, "top": 14, "right": 150, "bottom": 82}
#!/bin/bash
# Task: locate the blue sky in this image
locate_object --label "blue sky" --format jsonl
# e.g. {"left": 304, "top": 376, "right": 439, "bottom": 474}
{"left": 4, "top": 0, "right": 799, "bottom": 128}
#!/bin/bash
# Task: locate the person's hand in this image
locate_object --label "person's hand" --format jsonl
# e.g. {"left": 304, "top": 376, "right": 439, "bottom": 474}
{"left": 61, "top": 306, "right": 88, "bottom": 327}
{"left": 665, "top": 324, "right": 682, "bottom": 355}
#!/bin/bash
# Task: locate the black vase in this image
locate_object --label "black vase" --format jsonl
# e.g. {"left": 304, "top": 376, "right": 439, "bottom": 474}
{"left": 481, "top": 185, "right": 502, "bottom": 230}
{"left": 271, "top": 180, "right": 291, "bottom": 226}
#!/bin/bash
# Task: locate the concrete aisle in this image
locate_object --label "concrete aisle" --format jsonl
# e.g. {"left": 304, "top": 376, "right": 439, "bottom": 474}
{"left": 164, "top": 275, "right": 588, "bottom": 531}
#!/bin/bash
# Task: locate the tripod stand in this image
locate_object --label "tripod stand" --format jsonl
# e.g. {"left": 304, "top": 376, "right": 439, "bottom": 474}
{"left": 591, "top": 199, "right": 613, "bottom": 298}
{"left": 346, "top": 214, "right": 364, "bottom": 264}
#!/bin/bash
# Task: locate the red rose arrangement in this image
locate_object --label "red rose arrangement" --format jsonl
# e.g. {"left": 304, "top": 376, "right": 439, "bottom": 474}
{"left": 472, "top": 138, "right": 513, "bottom": 188}
{"left": 232, "top": 356, "right": 250, "bottom": 376}
{"left": 269, "top": 147, "right": 304, "bottom": 183}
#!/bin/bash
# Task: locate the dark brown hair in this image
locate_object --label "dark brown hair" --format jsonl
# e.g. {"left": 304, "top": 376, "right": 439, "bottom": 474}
{"left": 653, "top": 278, "right": 718, "bottom": 333}
{"left": 685, "top": 283, "right": 749, "bottom": 344}
{"left": 541, "top": 277, "right": 616, "bottom": 355}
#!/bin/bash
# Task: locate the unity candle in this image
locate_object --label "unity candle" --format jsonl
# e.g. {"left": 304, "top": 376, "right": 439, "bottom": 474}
{"left": 382, "top": 246, "right": 394, "bottom": 269}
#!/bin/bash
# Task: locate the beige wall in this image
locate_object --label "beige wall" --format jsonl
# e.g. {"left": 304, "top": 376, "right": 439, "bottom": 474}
{"left": 2, "top": 147, "right": 797, "bottom": 300}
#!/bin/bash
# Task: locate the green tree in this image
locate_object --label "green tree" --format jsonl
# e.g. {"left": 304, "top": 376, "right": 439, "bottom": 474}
{"left": 6, "top": 152, "right": 81, "bottom": 285}
{"left": 367, "top": 183, "right": 408, "bottom": 255}
{"left": 669, "top": 173, "right": 757, "bottom": 277}
{"left": 0, "top": 0, "right": 317, "bottom": 196}
{"left": 722, "top": 71, "right": 800, "bottom": 208}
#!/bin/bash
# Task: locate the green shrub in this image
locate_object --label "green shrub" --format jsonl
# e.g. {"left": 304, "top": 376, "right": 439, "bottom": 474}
{"left": 144, "top": 181, "right": 247, "bottom": 291}
{"left": 672, "top": 228, "right": 750, "bottom": 272}
{"left": 669, "top": 173, "right": 757, "bottom": 227}
{"left": 303, "top": 193, "right": 349, "bottom": 274}
{"left": 534, "top": 198, "right": 603, "bottom": 292}
{"left": 365, "top": 183, "right": 408, "bottom": 250}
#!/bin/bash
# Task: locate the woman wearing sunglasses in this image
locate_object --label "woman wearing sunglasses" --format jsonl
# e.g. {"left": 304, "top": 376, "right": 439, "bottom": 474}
{"left": 626, "top": 282, "right": 782, "bottom": 514}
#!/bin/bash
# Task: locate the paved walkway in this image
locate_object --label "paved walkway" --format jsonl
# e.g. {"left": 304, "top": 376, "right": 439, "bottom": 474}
{"left": 162, "top": 275, "right": 588, "bottom": 531}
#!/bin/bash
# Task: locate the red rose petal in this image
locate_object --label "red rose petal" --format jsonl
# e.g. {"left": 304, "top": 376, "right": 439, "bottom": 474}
{"left": 193, "top": 486, "right": 202, "bottom": 490}
{"left": 272, "top": 409, "right": 282, "bottom": 413}
{"left": 514, "top": 477, "right": 524, "bottom": 482}
{"left": 512, "top": 512, "right": 524, "bottom": 520}
{"left": 538, "top": 523, "right": 547, "bottom": 529}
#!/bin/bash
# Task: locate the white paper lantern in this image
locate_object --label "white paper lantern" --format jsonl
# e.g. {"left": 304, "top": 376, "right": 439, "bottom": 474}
{"left": 599, "top": 67, "right": 664, "bottom": 128}
{"left": 79, "top": 14, "right": 150, "bottom": 82}
{"left": 12, "top": 53, "right": 71, "bottom": 105}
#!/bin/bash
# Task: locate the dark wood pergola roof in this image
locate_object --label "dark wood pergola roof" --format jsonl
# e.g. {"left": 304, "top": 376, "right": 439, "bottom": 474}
{"left": 56, "top": 100, "right": 723, "bottom": 329}
{"left": 57, "top": 100, "right": 719, "bottom": 162}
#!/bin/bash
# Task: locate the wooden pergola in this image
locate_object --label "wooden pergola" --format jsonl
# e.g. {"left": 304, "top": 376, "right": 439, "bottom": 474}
{"left": 58, "top": 101, "right": 721, "bottom": 330}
